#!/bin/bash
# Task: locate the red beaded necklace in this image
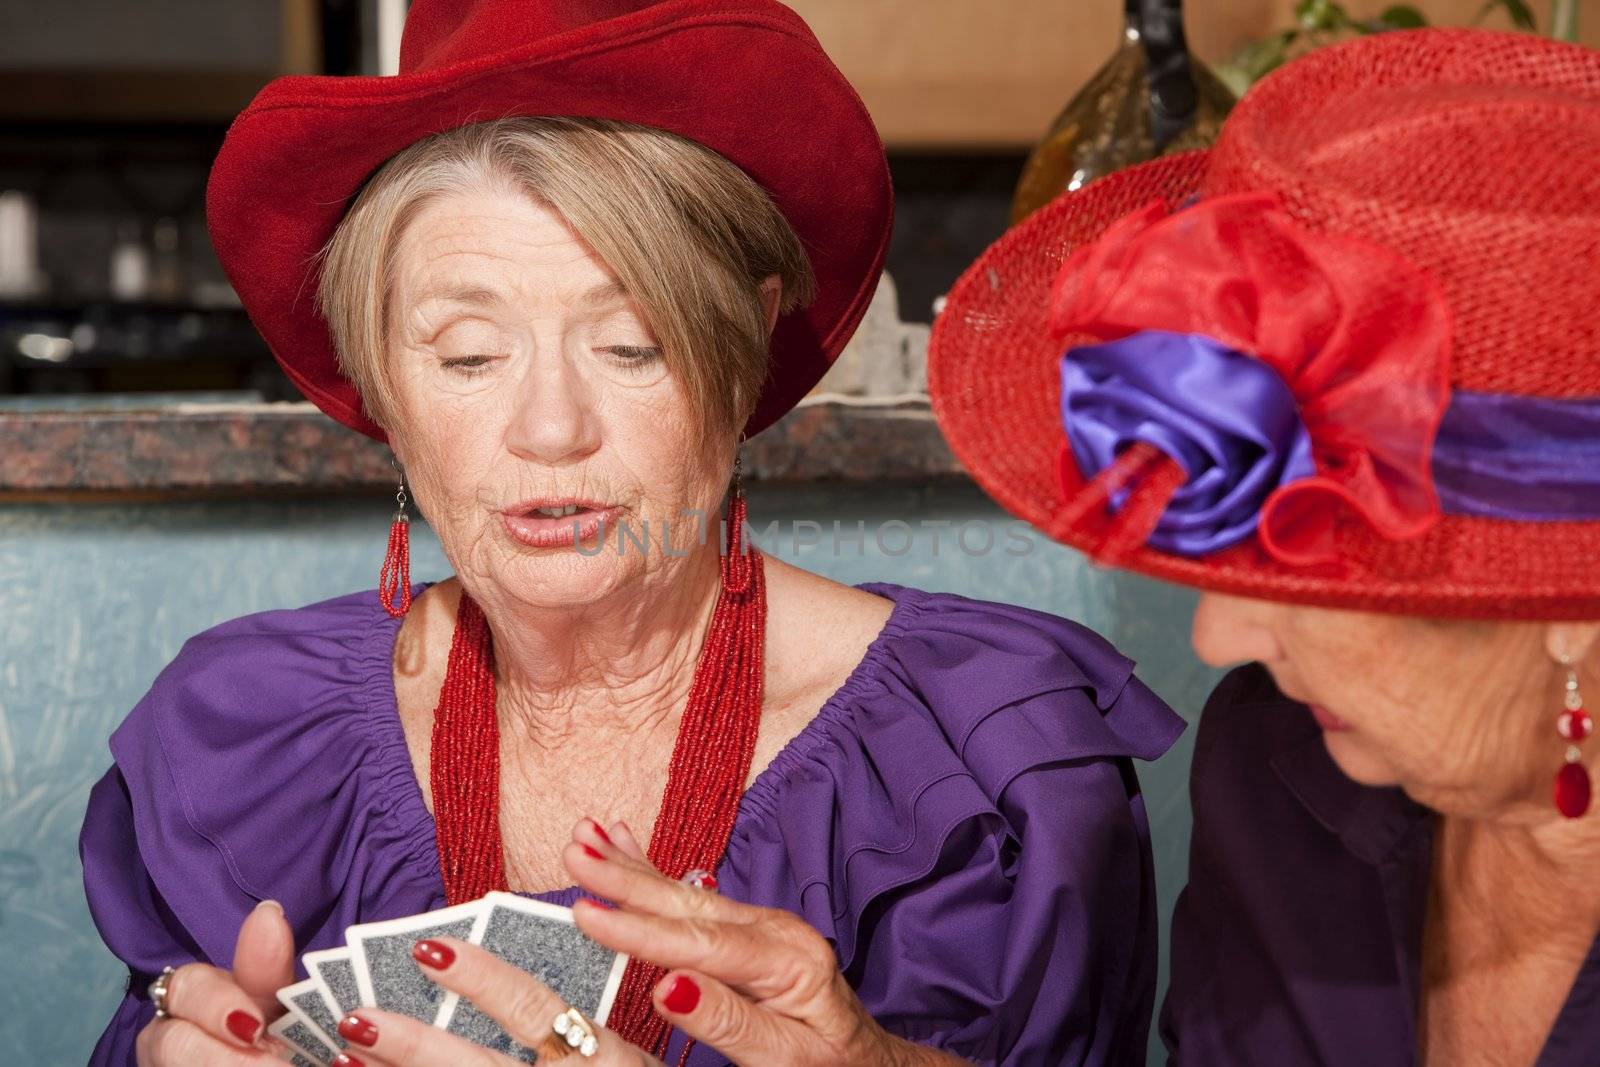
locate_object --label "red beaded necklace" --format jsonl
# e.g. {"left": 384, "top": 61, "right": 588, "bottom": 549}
{"left": 429, "top": 492, "right": 766, "bottom": 1058}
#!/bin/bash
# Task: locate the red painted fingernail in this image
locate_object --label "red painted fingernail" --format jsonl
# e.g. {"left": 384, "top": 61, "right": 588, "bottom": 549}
{"left": 334, "top": 1055, "right": 366, "bottom": 1067}
{"left": 412, "top": 939, "right": 456, "bottom": 970}
{"left": 661, "top": 974, "right": 701, "bottom": 1014}
{"left": 701, "top": 874, "right": 719, "bottom": 891}
{"left": 338, "top": 1014, "right": 379, "bottom": 1047}
{"left": 590, "top": 820, "right": 612, "bottom": 845}
{"left": 583, "top": 844, "right": 605, "bottom": 860}
{"left": 225, "top": 1010, "right": 261, "bottom": 1045}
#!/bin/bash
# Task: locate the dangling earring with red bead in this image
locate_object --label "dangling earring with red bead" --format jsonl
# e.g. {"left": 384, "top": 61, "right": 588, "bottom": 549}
{"left": 1554, "top": 650, "right": 1592, "bottom": 818}
{"left": 722, "top": 446, "right": 754, "bottom": 594}
{"left": 378, "top": 462, "right": 412, "bottom": 618}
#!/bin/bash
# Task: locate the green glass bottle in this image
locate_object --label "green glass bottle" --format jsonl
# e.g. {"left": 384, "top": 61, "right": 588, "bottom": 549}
{"left": 1011, "top": 0, "right": 1236, "bottom": 223}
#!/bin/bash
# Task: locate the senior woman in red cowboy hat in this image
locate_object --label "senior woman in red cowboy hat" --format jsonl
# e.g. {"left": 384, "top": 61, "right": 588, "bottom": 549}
{"left": 930, "top": 27, "right": 1600, "bottom": 1067}
{"left": 77, "top": 2, "right": 1185, "bottom": 1066}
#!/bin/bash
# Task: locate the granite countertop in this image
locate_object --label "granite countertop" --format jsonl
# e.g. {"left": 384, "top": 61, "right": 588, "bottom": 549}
{"left": 2, "top": 277, "right": 967, "bottom": 498}
{"left": 0, "top": 397, "right": 962, "bottom": 497}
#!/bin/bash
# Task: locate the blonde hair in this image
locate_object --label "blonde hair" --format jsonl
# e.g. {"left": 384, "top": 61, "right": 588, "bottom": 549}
{"left": 317, "top": 116, "right": 816, "bottom": 433}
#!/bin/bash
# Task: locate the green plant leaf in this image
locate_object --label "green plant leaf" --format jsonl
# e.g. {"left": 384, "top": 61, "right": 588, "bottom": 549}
{"left": 1214, "top": 63, "right": 1255, "bottom": 98}
{"left": 1243, "top": 32, "right": 1294, "bottom": 77}
{"left": 1475, "top": 0, "right": 1536, "bottom": 29}
{"left": 1223, "top": 28, "right": 1298, "bottom": 91}
{"left": 1376, "top": 5, "right": 1428, "bottom": 28}
{"left": 1295, "top": 0, "right": 1353, "bottom": 32}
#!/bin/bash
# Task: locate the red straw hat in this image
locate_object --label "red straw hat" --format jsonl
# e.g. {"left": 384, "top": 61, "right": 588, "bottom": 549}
{"left": 929, "top": 28, "right": 1600, "bottom": 621}
{"left": 207, "top": 0, "right": 890, "bottom": 441}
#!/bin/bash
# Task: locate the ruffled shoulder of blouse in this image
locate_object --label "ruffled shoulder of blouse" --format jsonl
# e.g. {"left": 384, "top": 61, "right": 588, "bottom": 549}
{"left": 723, "top": 582, "right": 1185, "bottom": 974}
{"left": 105, "top": 587, "right": 435, "bottom": 931}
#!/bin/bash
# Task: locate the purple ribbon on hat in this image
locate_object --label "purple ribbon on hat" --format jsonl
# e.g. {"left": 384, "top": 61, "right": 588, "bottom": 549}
{"left": 1432, "top": 391, "right": 1600, "bottom": 521}
{"left": 1061, "top": 330, "right": 1600, "bottom": 556}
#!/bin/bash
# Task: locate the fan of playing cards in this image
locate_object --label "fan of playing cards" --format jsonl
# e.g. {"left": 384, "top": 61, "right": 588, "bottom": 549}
{"left": 270, "top": 892, "right": 629, "bottom": 1066}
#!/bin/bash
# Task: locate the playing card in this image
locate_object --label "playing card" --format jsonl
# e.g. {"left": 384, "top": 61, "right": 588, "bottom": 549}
{"left": 347, "top": 899, "right": 485, "bottom": 1024}
{"left": 276, "top": 979, "right": 345, "bottom": 1054}
{"left": 304, "top": 947, "right": 361, "bottom": 1018}
{"left": 435, "top": 892, "right": 629, "bottom": 1060}
{"left": 268, "top": 1011, "right": 337, "bottom": 1066}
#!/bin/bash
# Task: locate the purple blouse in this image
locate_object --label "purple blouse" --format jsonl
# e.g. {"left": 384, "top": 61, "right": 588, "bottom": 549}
{"left": 80, "top": 581, "right": 1184, "bottom": 1066}
{"left": 1161, "top": 665, "right": 1600, "bottom": 1065}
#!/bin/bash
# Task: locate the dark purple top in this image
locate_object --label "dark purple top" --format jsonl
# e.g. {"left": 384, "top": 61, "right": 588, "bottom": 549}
{"left": 1161, "top": 664, "right": 1600, "bottom": 1065}
{"left": 80, "top": 582, "right": 1183, "bottom": 1066}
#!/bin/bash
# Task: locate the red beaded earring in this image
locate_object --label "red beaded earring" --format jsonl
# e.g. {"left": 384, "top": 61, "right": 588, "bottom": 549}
{"left": 722, "top": 449, "right": 754, "bottom": 594}
{"left": 378, "top": 466, "right": 412, "bottom": 618}
{"left": 1554, "top": 652, "right": 1591, "bottom": 818}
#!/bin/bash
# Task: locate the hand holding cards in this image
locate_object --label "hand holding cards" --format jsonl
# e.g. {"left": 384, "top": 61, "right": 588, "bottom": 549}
{"left": 272, "top": 893, "right": 628, "bottom": 1065}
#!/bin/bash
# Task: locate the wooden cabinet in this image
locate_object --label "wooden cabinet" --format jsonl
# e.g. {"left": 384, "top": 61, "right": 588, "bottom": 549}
{"left": 786, "top": 0, "right": 1600, "bottom": 148}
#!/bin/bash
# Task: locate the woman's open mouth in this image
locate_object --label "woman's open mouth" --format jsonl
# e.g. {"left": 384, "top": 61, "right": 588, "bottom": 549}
{"left": 499, "top": 499, "right": 621, "bottom": 549}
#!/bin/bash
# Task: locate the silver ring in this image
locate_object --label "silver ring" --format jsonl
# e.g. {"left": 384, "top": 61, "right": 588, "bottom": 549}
{"left": 548, "top": 1006, "right": 599, "bottom": 1057}
{"left": 149, "top": 965, "right": 177, "bottom": 1020}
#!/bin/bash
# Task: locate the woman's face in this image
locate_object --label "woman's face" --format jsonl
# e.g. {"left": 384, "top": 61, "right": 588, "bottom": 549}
{"left": 1191, "top": 594, "right": 1568, "bottom": 818}
{"left": 383, "top": 185, "right": 731, "bottom": 608}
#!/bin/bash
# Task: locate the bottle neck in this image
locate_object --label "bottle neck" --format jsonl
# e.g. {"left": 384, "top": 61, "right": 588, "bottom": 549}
{"left": 1125, "top": 0, "right": 1199, "bottom": 144}
{"left": 1124, "top": 0, "right": 1189, "bottom": 51}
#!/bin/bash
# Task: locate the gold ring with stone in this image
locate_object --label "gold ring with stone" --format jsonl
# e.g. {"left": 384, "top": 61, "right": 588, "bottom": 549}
{"left": 539, "top": 1005, "right": 599, "bottom": 1059}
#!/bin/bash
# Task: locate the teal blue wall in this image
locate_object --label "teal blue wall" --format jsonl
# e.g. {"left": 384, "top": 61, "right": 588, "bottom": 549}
{"left": 0, "top": 484, "right": 1220, "bottom": 1064}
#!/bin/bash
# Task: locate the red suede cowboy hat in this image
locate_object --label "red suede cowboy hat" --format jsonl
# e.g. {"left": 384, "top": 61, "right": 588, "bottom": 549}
{"left": 207, "top": 0, "right": 891, "bottom": 441}
{"left": 929, "top": 29, "right": 1600, "bottom": 620}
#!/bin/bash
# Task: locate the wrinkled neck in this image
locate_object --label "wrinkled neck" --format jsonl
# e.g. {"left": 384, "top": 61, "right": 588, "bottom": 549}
{"left": 466, "top": 543, "right": 724, "bottom": 750}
